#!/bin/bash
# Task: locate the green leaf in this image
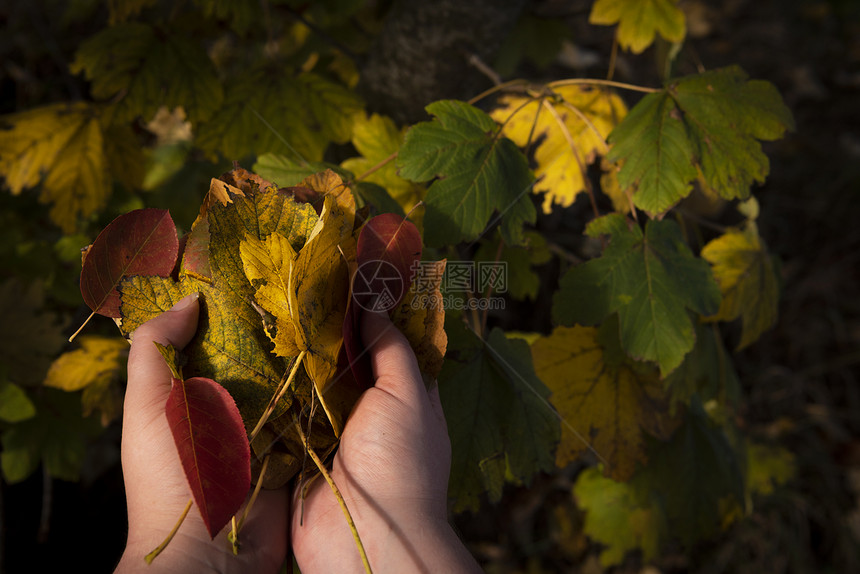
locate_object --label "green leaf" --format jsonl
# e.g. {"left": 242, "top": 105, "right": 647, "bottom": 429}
{"left": 589, "top": 0, "right": 686, "bottom": 54}
{"left": 1, "top": 389, "right": 100, "bottom": 483}
{"left": 474, "top": 230, "right": 550, "bottom": 301}
{"left": 196, "top": 70, "right": 361, "bottom": 163}
{"left": 552, "top": 214, "right": 721, "bottom": 376}
{"left": 439, "top": 321, "right": 559, "bottom": 512}
{"left": 70, "top": 22, "right": 223, "bottom": 125}
{"left": 397, "top": 100, "right": 536, "bottom": 247}
{"left": 701, "top": 223, "right": 780, "bottom": 349}
{"left": 253, "top": 153, "right": 341, "bottom": 187}
{"left": 608, "top": 67, "right": 794, "bottom": 215}
{"left": 636, "top": 399, "right": 745, "bottom": 548}
{"left": 607, "top": 91, "right": 697, "bottom": 216}
{"left": 0, "top": 279, "right": 67, "bottom": 387}
{"left": 664, "top": 321, "right": 740, "bottom": 408}
{"left": 0, "top": 381, "right": 36, "bottom": 423}
{"left": 573, "top": 466, "right": 667, "bottom": 567}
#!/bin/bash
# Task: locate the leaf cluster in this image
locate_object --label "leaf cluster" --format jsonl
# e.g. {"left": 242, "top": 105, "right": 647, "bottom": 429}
{"left": 0, "top": 0, "right": 801, "bottom": 568}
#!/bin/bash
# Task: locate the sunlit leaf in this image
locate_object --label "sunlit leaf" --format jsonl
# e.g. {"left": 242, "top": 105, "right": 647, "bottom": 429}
{"left": 532, "top": 325, "right": 677, "bottom": 480}
{"left": 608, "top": 67, "right": 794, "bottom": 215}
{"left": 397, "top": 100, "right": 536, "bottom": 247}
{"left": 165, "top": 374, "right": 250, "bottom": 538}
{"left": 80, "top": 208, "right": 179, "bottom": 318}
{"left": 491, "top": 85, "right": 627, "bottom": 213}
{"left": 44, "top": 335, "right": 127, "bottom": 392}
{"left": 589, "top": 0, "right": 686, "bottom": 54}
{"left": 341, "top": 112, "right": 424, "bottom": 216}
{"left": 0, "top": 103, "right": 110, "bottom": 232}
{"left": 553, "top": 214, "right": 721, "bottom": 376}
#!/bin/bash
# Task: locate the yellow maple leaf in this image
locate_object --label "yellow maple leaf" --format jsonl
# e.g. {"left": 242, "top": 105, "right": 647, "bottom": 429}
{"left": 590, "top": 0, "right": 686, "bottom": 54}
{"left": 701, "top": 222, "right": 780, "bottom": 349}
{"left": 492, "top": 85, "right": 627, "bottom": 214}
{"left": 0, "top": 102, "right": 110, "bottom": 233}
{"left": 531, "top": 325, "right": 676, "bottom": 480}
{"left": 240, "top": 232, "right": 301, "bottom": 358}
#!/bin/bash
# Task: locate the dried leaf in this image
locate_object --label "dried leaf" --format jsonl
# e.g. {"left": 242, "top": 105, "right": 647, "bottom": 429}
{"left": 81, "top": 208, "right": 179, "bottom": 317}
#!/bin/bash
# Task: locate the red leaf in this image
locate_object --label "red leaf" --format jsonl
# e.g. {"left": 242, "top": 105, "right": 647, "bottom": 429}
{"left": 80, "top": 209, "right": 179, "bottom": 317}
{"left": 353, "top": 213, "right": 422, "bottom": 312}
{"left": 165, "top": 376, "right": 251, "bottom": 539}
{"left": 343, "top": 214, "right": 423, "bottom": 389}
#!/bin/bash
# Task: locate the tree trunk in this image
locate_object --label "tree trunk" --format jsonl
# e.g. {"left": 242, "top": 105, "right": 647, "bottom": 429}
{"left": 359, "top": 0, "right": 527, "bottom": 124}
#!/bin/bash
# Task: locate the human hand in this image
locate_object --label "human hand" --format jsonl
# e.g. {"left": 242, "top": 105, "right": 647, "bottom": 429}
{"left": 114, "top": 293, "right": 287, "bottom": 574}
{"left": 290, "top": 311, "right": 482, "bottom": 573}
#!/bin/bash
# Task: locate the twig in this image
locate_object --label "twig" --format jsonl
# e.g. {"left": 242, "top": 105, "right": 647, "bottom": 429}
{"left": 145, "top": 499, "right": 193, "bottom": 564}
{"left": 294, "top": 423, "right": 372, "bottom": 574}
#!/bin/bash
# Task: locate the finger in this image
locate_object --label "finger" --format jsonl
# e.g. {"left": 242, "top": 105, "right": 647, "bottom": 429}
{"left": 126, "top": 293, "right": 200, "bottom": 412}
{"left": 360, "top": 310, "right": 427, "bottom": 407}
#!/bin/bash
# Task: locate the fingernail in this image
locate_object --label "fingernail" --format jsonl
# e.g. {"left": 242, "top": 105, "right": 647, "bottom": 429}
{"left": 170, "top": 292, "right": 199, "bottom": 311}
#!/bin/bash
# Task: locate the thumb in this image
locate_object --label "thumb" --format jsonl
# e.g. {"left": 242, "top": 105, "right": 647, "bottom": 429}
{"left": 126, "top": 293, "right": 200, "bottom": 411}
{"left": 360, "top": 310, "right": 426, "bottom": 408}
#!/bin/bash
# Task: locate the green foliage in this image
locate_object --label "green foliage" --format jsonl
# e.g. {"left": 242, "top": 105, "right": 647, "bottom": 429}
{"left": 439, "top": 322, "right": 559, "bottom": 512}
{"left": 553, "top": 213, "right": 722, "bottom": 376}
{"left": 0, "top": 0, "right": 802, "bottom": 569}
{"left": 397, "top": 100, "right": 536, "bottom": 247}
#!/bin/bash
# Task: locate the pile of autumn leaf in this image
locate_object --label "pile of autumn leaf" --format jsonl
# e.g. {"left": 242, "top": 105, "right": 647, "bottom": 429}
{"left": 77, "top": 167, "right": 446, "bottom": 539}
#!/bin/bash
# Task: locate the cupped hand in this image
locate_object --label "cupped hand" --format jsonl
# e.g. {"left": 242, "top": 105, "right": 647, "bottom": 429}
{"left": 115, "top": 294, "right": 287, "bottom": 574}
{"left": 290, "top": 311, "right": 481, "bottom": 573}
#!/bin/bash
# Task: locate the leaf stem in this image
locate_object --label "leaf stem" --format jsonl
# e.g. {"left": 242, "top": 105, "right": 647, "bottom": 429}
{"left": 145, "top": 498, "right": 193, "bottom": 564}
{"left": 229, "top": 454, "right": 271, "bottom": 554}
{"left": 295, "top": 422, "right": 372, "bottom": 574}
{"left": 548, "top": 78, "right": 659, "bottom": 94}
{"left": 467, "top": 78, "right": 530, "bottom": 105}
{"left": 68, "top": 311, "right": 96, "bottom": 343}
{"left": 249, "top": 350, "right": 306, "bottom": 443}
{"left": 355, "top": 151, "right": 398, "bottom": 182}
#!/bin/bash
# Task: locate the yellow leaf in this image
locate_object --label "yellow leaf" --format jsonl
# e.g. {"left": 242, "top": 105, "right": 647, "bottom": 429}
{"left": 531, "top": 325, "right": 676, "bottom": 480}
{"left": 589, "top": 0, "right": 686, "bottom": 54}
{"left": 701, "top": 223, "right": 779, "bottom": 349}
{"left": 240, "top": 232, "right": 301, "bottom": 358}
{"left": 291, "top": 186, "right": 356, "bottom": 435}
{"left": 390, "top": 259, "right": 448, "bottom": 381}
{"left": 341, "top": 112, "right": 425, "bottom": 216}
{"left": 0, "top": 103, "right": 110, "bottom": 232}
{"left": 44, "top": 336, "right": 128, "bottom": 392}
{"left": 491, "top": 86, "right": 627, "bottom": 214}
